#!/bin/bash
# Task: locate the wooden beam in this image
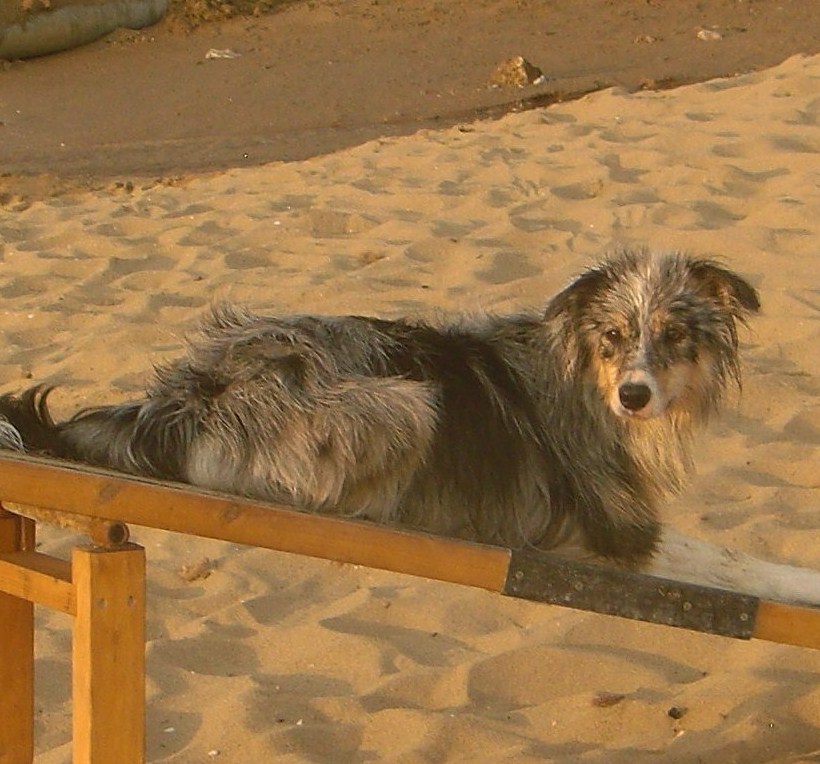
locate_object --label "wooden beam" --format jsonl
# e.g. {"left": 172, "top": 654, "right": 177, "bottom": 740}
{"left": 0, "top": 454, "right": 817, "bottom": 649}
{"left": 0, "top": 454, "right": 511, "bottom": 593}
{"left": 0, "top": 551, "right": 75, "bottom": 615}
{"left": 3, "top": 502, "right": 129, "bottom": 548}
{"left": 0, "top": 511, "right": 34, "bottom": 764}
{"left": 753, "top": 600, "right": 820, "bottom": 649}
{"left": 72, "top": 543, "right": 145, "bottom": 764}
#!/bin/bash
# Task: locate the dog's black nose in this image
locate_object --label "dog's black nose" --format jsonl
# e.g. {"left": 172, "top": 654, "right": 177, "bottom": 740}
{"left": 619, "top": 383, "right": 652, "bottom": 411}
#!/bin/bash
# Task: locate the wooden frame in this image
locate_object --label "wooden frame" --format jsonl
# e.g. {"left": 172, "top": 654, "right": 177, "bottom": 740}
{"left": 0, "top": 452, "right": 817, "bottom": 763}
{"left": 0, "top": 508, "right": 145, "bottom": 764}
{"left": 0, "top": 510, "right": 35, "bottom": 764}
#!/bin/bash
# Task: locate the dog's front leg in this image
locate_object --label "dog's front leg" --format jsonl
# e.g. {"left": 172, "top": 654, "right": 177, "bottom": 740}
{"left": 645, "top": 528, "right": 820, "bottom": 606}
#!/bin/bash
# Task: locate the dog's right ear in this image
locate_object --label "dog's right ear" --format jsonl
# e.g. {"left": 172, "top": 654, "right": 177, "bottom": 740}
{"left": 543, "top": 265, "right": 609, "bottom": 375}
{"left": 544, "top": 265, "right": 609, "bottom": 323}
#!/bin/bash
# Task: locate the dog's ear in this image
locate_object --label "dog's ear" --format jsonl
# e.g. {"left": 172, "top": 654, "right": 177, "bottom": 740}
{"left": 689, "top": 260, "right": 761, "bottom": 317}
{"left": 543, "top": 265, "right": 609, "bottom": 376}
{"left": 544, "top": 265, "right": 609, "bottom": 323}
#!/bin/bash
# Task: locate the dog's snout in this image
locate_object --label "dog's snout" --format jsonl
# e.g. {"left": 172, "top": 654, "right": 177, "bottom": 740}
{"left": 619, "top": 383, "right": 652, "bottom": 412}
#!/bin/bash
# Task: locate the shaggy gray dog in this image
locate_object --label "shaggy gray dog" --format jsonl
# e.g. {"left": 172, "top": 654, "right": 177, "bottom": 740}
{"left": 2, "top": 250, "right": 818, "bottom": 603}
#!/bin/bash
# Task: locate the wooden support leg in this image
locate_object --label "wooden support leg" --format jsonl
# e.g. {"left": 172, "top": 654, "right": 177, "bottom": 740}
{"left": 0, "top": 509, "right": 35, "bottom": 764}
{"left": 72, "top": 543, "right": 145, "bottom": 764}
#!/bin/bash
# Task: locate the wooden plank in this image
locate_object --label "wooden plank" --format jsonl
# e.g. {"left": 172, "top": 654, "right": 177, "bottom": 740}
{"left": 753, "top": 600, "right": 820, "bottom": 649}
{"left": 0, "top": 511, "right": 34, "bottom": 764}
{"left": 0, "top": 551, "right": 75, "bottom": 615}
{"left": 20, "top": 514, "right": 35, "bottom": 551}
{"left": 0, "top": 454, "right": 817, "bottom": 649}
{"left": 3, "top": 501, "right": 129, "bottom": 547}
{"left": 0, "top": 454, "right": 511, "bottom": 592}
{"left": 72, "top": 543, "right": 145, "bottom": 764}
{"left": 505, "top": 550, "right": 820, "bottom": 649}
{"left": 504, "top": 549, "right": 761, "bottom": 640}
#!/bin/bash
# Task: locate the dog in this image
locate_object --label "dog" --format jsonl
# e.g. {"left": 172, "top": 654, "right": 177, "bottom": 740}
{"left": 1, "top": 249, "right": 818, "bottom": 604}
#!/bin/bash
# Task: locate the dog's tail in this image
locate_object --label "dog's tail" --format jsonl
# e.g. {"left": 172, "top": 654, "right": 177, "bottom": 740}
{"left": 0, "top": 386, "right": 190, "bottom": 480}
{"left": 0, "top": 387, "right": 68, "bottom": 455}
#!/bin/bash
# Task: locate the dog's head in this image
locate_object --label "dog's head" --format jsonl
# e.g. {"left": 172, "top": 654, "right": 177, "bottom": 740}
{"left": 545, "top": 249, "right": 760, "bottom": 421}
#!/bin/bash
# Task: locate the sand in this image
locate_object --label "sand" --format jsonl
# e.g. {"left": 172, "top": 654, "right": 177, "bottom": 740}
{"left": 4, "top": 0, "right": 820, "bottom": 190}
{"left": 2, "top": 53, "right": 819, "bottom": 763}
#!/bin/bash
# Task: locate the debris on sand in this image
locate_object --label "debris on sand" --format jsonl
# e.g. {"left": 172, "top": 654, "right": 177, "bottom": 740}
{"left": 490, "top": 56, "right": 546, "bottom": 88}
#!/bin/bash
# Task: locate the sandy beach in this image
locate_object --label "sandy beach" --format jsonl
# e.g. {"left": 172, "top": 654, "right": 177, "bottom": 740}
{"left": 1, "top": 43, "right": 820, "bottom": 764}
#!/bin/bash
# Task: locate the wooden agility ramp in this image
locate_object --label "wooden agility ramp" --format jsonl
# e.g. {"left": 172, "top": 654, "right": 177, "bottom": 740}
{"left": 0, "top": 452, "right": 818, "bottom": 764}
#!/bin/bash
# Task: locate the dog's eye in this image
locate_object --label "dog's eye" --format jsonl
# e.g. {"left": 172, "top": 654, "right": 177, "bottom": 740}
{"left": 603, "top": 328, "right": 623, "bottom": 344}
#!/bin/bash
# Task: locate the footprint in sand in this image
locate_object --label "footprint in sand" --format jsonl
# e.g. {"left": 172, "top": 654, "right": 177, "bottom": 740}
{"left": 475, "top": 250, "right": 541, "bottom": 285}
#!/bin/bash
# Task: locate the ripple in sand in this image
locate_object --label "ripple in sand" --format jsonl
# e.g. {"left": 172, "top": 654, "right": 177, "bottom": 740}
{"left": 687, "top": 200, "right": 746, "bottom": 229}
{"left": 770, "top": 134, "right": 819, "bottom": 154}
{"left": 103, "top": 253, "right": 176, "bottom": 280}
{"left": 476, "top": 251, "right": 541, "bottom": 285}
{"left": 784, "top": 407, "right": 820, "bottom": 445}
{"left": 599, "top": 153, "right": 649, "bottom": 184}
{"left": 151, "top": 634, "right": 259, "bottom": 677}
{"left": 224, "top": 250, "right": 276, "bottom": 270}
{"left": 145, "top": 710, "right": 200, "bottom": 760}
{"left": 430, "top": 219, "right": 484, "bottom": 238}
{"left": 307, "top": 209, "right": 377, "bottom": 238}
{"left": 551, "top": 181, "right": 604, "bottom": 201}
{"left": 244, "top": 673, "right": 352, "bottom": 733}
{"left": 321, "top": 615, "right": 472, "bottom": 668}
{"left": 162, "top": 203, "right": 214, "bottom": 219}
{"left": 509, "top": 213, "right": 583, "bottom": 234}
{"left": 712, "top": 142, "right": 746, "bottom": 159}
{"left": 177, "top": 220, "right": 240, "bottom": 246}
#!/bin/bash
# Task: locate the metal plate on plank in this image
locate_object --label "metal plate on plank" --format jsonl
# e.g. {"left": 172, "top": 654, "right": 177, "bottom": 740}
{"left": 505, "top": 549, "right": 759, "bottom": 639}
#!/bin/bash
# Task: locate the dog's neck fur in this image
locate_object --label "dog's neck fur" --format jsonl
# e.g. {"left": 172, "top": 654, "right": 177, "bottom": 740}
{"left": 621, "top": 414, "right": 694, "bottom": 499}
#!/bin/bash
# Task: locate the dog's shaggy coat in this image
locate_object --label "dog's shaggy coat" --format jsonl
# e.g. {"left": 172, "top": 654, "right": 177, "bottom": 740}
{"left": 1, "top": 250, "right": 818, "bottom": 603}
